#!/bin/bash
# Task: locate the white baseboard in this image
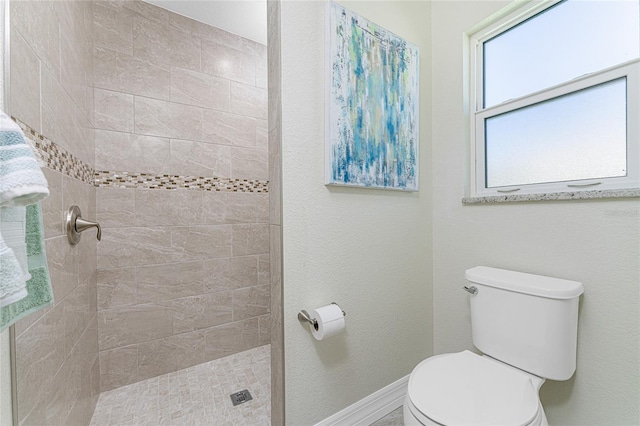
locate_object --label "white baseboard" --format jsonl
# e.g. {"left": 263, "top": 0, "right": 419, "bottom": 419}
{"left": 314, "top": 375, "right": 409, "bottom": 426}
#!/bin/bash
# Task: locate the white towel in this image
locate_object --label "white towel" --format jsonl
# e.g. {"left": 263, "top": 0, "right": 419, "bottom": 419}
{"left": 0, "top": 112, "right": 49, "bottom": 307}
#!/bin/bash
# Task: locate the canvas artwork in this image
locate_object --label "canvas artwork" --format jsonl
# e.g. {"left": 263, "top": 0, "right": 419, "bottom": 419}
{"left": 326, "top": 2, "right": 420, "bottom": 191}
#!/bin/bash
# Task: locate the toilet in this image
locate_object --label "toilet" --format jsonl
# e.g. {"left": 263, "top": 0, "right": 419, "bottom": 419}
{"left": 404, "top": 266, "right": 584, "bottom": 426}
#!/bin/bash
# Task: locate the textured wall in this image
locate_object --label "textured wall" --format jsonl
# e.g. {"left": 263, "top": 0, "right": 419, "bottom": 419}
{"left": 430, "top": 1, "right": 640, "bottom": 425}
{"left": 92, "top": 0, "right": 271, "bottom": 391}
{"left": 9, "top": 0, "right": 100, "bottom": 424}
{"left": 280, "top": 1, "right": 433, "bottom": 424}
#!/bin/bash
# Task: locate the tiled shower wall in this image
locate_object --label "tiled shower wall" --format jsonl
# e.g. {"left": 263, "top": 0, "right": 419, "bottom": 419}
{"left": 92, "top": 1, "right": 271, "bottom": 391}
{"left": 267, "top": 0, "right": 284, "bottom": 424}
{"left": 10, "top": 1, "right": 100, "bottom": 425}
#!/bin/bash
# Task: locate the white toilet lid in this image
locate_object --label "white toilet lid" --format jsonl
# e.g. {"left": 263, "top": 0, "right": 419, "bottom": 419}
{"left": 408, "top": 350, "right": 539, "bottom": 426}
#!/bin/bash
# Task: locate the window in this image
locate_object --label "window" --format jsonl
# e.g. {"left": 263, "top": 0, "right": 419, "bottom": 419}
{"left": 469, "top": 0, "right": 640, "bottom": 197}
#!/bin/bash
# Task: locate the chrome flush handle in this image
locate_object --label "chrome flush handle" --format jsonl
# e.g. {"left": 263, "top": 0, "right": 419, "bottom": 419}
{"left": 463, "top": 285, "right": 478, "bottom": 295}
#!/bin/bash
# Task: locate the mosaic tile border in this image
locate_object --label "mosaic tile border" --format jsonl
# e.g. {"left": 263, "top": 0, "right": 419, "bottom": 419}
{"left": 94, "top": 171, "right": 269, "bottom": 192}
{"left": 13, "top": 118, "right": 269, "bottom": 193}
{"left": 14, "top": 117, "right": 95, "bottom": 185}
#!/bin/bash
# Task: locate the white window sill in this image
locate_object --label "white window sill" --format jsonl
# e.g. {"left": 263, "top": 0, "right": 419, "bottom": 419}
{"left": 462, "top": 188, "right": 640, "bottom": 204}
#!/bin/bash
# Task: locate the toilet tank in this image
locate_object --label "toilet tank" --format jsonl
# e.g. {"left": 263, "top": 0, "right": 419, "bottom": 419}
{"left": 465, "top": 266, "right": 584, "bottom": 381}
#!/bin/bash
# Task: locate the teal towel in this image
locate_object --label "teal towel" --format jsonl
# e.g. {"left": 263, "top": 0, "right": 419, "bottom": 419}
{"left": 0, "top": 207, "right": 30, "bottom": 306}
{"left": 0, "top": 113, "right": 49, "bottom": 206}
{"left": 0, "top": 111, "right": 49, "bottom": 312}
{"left": 0, "top": 203, "right": 53, "bottom": 332}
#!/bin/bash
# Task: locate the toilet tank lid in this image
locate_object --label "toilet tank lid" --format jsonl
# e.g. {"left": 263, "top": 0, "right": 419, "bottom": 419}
{"left": 465, "top": 266, "right": 584, "bottom": 299}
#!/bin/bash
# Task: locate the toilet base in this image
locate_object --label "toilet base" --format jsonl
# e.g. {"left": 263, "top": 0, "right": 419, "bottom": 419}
{"left": 402, "top": 393, "right": 549, "bottom": 426}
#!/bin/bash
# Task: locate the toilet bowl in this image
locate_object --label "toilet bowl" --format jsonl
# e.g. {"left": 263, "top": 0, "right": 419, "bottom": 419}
{"left": 403, "top": 351, "right": 548, "bottom": 426}
{"left": 403, "top": 266, "right": 583, "bottom": 426}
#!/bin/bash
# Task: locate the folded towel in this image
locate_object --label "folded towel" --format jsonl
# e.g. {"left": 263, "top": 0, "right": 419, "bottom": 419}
{"left": 0, "top": 113, "right": 49, "bottom": 207}
{"left": 0, "top": 206, "right": 30, "bottom": 282}
{"left": 0, "top": 111, "right": 50, "bottom": 319}
{"left": 1, "top": 203, "right": 54, "bottom": 332}
{"left": 0, "top": 235, "right": 28, "bottom": 307}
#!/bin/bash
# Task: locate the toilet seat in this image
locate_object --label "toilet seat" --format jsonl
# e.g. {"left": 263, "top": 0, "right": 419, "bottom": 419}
{"left": 407, "top": 351, "right": 541, "bottom": 426}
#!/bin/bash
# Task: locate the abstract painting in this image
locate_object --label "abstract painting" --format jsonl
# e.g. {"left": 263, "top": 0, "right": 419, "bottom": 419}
{"left": 326, "top": 2, "right": 419, "bottom": 191}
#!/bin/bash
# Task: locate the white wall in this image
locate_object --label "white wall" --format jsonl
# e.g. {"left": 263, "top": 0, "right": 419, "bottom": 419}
{"left": 280, "top": 1, "right": 433, "bottom": 424}
{"left": 143, "top": 0, "right": 267, "bottom": 44}
{"left": 431, "top": 1, "right": 640, "bottom": 425}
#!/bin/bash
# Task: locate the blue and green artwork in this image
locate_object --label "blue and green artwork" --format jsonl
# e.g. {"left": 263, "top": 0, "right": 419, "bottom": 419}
{"left": 326, "top": 2, "right": 419, "bottom": 191}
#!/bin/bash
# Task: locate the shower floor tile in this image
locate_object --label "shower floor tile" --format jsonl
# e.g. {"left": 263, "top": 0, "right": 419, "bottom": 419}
{"left": 90, "top": 345, "right": 270, "bottom": 426}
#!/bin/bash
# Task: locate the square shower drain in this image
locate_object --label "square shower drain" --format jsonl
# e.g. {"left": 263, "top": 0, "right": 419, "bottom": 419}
{"left": 230, "top": 389, "right": 253, "bottom": 406}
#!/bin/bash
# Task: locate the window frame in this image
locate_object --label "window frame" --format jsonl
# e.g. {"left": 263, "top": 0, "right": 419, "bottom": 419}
{"left": 468, "top": 0, "right": 640, "bottom": 198}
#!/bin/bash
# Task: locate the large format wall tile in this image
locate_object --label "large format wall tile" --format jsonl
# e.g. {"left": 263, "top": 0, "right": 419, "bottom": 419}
{"left": 170, "top": 30, "right": 202, "bottom": 72}
{"left": 15, "top": 302, "right": 66, "bottom": 420}
{"left": 257, "top": 194, "right": 270, "bottom": 223}
{"left": 12, "top": 2, "right": 98, "bottom": 424}
{"left": 230, "top": 82, "right": 268, "bottom": 120}
{"left": 259, "top": 314, "right": 271, "bottom": 346}
{"left": 11, "top": 0, "right": 60, "bottom": 79}
{"left": 97, "top": 226, "right": 172, "bottom": 269}
{"left": 231, "top": 147, "right": 269, "bottom": 180}
{"left": 170, "top": 225, "right": 233, "bottom": 262}
{"left": 134, "top": 96, "right": 203, "bottom": 141}
{"left": 202, "top": 39, "right": 257, "bottom": 85}
{"left": 41, "top": 71, "right": 84, "bottom": 163}
{"left": 170, "top": 139, "right": 231, "bottom": 177}
{"left": 94, "top": 88, "right": 134, "bottom": 132}
{"left": 169, "top": 67, "right": 230, "bottom": 111}
{"left": 202, "top": 192, "right": 259, "bottom": 225}
{"left": 256, "top": 54, "right": 268, "bottom": 89}
{"left": 135, "top": 189, "right": 203, "bottom": 227}
{"left": 202, "top": 109, "right": 257, "bottom": 147}
{"left": 46, "top": 236, "right": 80, "bottom": 302}
{"left": 10, "top": 28, "right": 41, "bottom": 131}
{"left": 200, "top": 256, "right": 262, "bottom": 292}
{"left": 94, "top": 47, "right": 170, "bottom": 100}
{"left": 198, "top": 23, "right": 245, "bottom": 51}
{"left": 97, "top": 267, "right": 137, "bottom": 311}
{"left": 99, "top": 345, "right": 138, "bottom": 391}
{"left": 93, "top": 1, "right": 134, "bottom": 55}
{"left": 133, "top": 17, "right": 171, "bottom": 66}
{"left": 233, "top": 285, "right": 271, "bottom": 321}
{"left": 41, "top": 168, "right": 64, "bottom": 239}
{"left": 136, "top": 333, "right": 201, "bottom": 379}
{"left": 136, "top": 262, "right": 205, "bottom": 304}
{"left": 200, "top": 192, "right": 260, "bottom": 225}
{"left": 94, "top": 0, "right": 270, "bottom": 393}
{"left": 123, "top": 1, "right": 170, "bottom": 25}
{"left": 96, "top": 187, "right": 136, "bottom": 228}
{"left": 204, "top": 318, "right": 260, "bottom": 360}
{"left": 98, "top": 304, "right": 173, "bottom": 350}
{"left": 63, "top": 280, "right": 91, "bottom": 359}
{"left": 258, "top": 254, "right": 270, "bottom": 286}
{"left": 169, "top": 11, "right": 201, "bottom": 36}
{"left": 95, "top": 129, "right": 171, "bottom": 174}
{"left": 172, "top": 292, "right": 234, "bottom": 333}
{"left": 60, "top": 23, "right": 92, "bottom": 122}
{"left": 256, "top": 119, "right": 269, "bottom": 151}
{"left": 232, "top": 223, "right": 270, "bottom": 256}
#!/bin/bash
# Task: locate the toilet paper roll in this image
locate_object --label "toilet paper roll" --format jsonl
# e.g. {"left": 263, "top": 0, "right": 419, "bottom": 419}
{"left": 310, "top": 304, "right": 345, "bottom": 341}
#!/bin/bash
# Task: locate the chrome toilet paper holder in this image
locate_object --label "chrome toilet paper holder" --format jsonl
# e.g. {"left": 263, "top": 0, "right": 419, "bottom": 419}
{"left": 298, "top": 303, "right": 346, "bottom": 330}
